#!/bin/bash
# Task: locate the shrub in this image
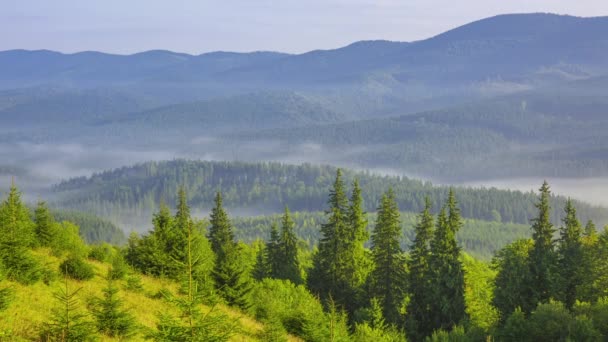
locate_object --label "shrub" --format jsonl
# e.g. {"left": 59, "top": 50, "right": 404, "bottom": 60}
{"left": 1, "top": 246, "right": 42, "bottom": 285}
{"left": 125, "top": 274, "right": 144, "bottom": 293}
{"left": 60, "top": 256, "right": 95, "bottom": 281}
{"left": 108, "top": 254, "right": 129, "bottom": 280}
{"left": 88, "top": 243, "right": 114, "bottom": 262}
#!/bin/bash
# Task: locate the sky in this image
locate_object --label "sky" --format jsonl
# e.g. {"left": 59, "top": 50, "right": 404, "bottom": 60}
{"left": 1, "top": 0, "right": 607, "bottom": 55}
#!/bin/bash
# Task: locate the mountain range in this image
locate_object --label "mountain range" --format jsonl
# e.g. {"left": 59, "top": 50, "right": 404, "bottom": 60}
{"left": 1, "top": 13, "right": 607, "bottom": 183}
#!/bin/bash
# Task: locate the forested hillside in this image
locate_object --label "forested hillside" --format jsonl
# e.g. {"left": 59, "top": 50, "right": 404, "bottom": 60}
{"left": 3, "top": 171, "right": 608, "bottom": 341}
{"left": 52, "top": 160, "right": 608, "bottom": 226}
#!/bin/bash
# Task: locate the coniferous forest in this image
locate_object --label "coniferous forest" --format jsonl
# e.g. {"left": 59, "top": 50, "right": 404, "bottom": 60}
{"left": 2, "top": 5, "right": 608, "bottom": 342}
{"left": 2, "top": 171, "right": 608, "bottom": 341}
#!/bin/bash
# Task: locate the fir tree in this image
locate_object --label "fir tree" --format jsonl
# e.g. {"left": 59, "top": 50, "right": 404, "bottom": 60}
{"left": 276, "top": 206, "right": 302, "bottom": 284}
{"left": 528, "top": 181, "right": 556, "bottom": 309}
{"left": 429, "top": 190, "right": 467, "bottom": 331}
{"left": 555, "top": 199, "right": 583, "bottom": 309}
{"left": 369, "top": 188, "right": 406, "bottom": 325}
{"left": 208, "top": 192, "right": 252, "bottom": 309}
{"left": 34, "top": 201, "right": 56, "bottom": 247}
{"left": 406, "top": 197, "right": 435, "bottom": 339}
{"left": 91, "top": 271, "right": 138, "bottom": 338}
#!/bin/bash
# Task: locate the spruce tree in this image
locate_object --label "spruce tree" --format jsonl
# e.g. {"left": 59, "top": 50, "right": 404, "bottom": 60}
{"left": 266, "top": 221, "right": 281, "bottom": 279}
{"left": 41, "top": 275, "right": 97, "bottom": 341}
{"left": 528, "top": 181, "right": 556, "bottom": 309}
{"left": 276, "top": 206, "right": 302, "bottom": 284}
{"left": 308, "top": 169, "right": 351, "bottom": 310}
{"left": 555, "top": 199, "right": 583, "bottom": 309}
{"left": 208, "top": 192, "right": 252, "bottom": 309}
{"left": 91, "top": 271, "right": 138, "bottom": 338}
{"left": 344, "top": 179, "right": 370, "bottom": 311}
{"left": 369, "top": 188, "right": 406, "bottom": 325}
{"left": 429, "top": 190, "right": 466, "bottom": 331}
{"left": 0, "top": 183, "right": 35, "bottom": 247}
{"left": 34, "top": 201, "right": 56, "bottom": 247}
{"left": 252, "top": 243, "right": 269, "bottom": 281}
{"left": 406, "top": 197, "right": 434, "bottom": 339}
{"left": 151, "top": 218, "right": 236, "bottom": 341}
{"left": 0, "top": 184, "right": 40, "bottom": 284}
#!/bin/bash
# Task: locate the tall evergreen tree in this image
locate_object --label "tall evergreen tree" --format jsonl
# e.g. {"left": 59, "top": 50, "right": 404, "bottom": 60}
{"left": 208, "top": 192, "right": 252, "bottom": 309}
{"left": 276, "top": 206, "right": 302, "bottom": 284}
{"left": 406, "top": 197, "right": 435, "bottom": 339}
{"left": 34, "top": 201, "right": 56, "bottom": 247}
{"left": 555, "top": 199, "right": 584, "bottom": 309}
{"left": 429, "top": 190, "right": 467, "bottom": 331}
{"left": 369, "top": 188, "right": 406, "bottom": 325}
{"left": 266, "top": 221, "right": 281, "bottom": 279}
{"left": 579, "top": 220, "right": 600, "bottom": 302}
{"left": 528, "top": 181, "right": 556, "bottom": 309}
{"left": 344, "top": 179, "right": 370, "bottom": 311}
{"left": 308, "top": 169, "right": 350, "bottom": 309}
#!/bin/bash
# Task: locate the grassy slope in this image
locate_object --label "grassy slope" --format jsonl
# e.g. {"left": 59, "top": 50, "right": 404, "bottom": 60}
{"left": 0, "top": 249, "right": 301, "bottom": 341}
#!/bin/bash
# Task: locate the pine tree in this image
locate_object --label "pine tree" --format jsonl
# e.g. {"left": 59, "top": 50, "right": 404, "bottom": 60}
{"left": 41, "top": 275, "right": 97, "bottom": 341}
{"left": 555, "top": 199, "right": 583, "bottom": 309}
{"left": 369, "top": 188, "right": 406, "bottom": 325}
{"left": 406, "top": 197, "right": 435, "bottom": 339}
{"left": 91, "top": 271, "right": 138, "bottom": 338}
{"left": 429, "top": 190, "right": 467, "bottom": 331}
{"left": 528, "top": 181, "right": 556, "bottom": 309}
{"left": 308, "top": 169, "right": 351, "bottom": 310}
{"left": 276, "top": 206, "right": 302, "bottom": 284}
{"left": 208, "top": 192, "right": 252, "bottom": 309}
{"left": 34, "top": 201, "right": 56, "bottom": 247}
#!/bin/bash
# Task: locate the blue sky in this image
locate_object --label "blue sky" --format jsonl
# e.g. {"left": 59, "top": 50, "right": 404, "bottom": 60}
{"left": 2, "top": 0, "right": 607, "bottom": 54}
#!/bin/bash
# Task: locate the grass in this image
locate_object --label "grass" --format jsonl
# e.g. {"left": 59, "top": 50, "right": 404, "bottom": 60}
{"left": 0, "top": 249, "right": 301, "bottom": 341}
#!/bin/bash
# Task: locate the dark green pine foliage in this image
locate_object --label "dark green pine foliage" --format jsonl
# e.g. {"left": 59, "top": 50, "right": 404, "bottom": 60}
{"left": 528, "top": 181, "right": 557, "bottom": 309}
{"left": 208, "top": 192, "right": 252, "bottom": 309}
{"left": 91, "top": 272, "right": 138, "bottom": 338}
{"left": 276, "top": 206, "right": 302, "bottom": 284}
{"left": 429, "top": 190, "right": 467, "bottom": 331}
{"left": 555, "top": 199, "right": 584, "bottom": 309}
{"left": 308, "top": 169, "right": 350, "bottom": 309}
{"left": 406, "top": 197, "right": 435, "bottom": 340}
{"left": 41, "top": 276, "right": 97, "bottom": 341}
{"left": 369, "top": 188, "right": 406, "bottom": 325}
{"left": 34, "top": 201, "right": 56, "bottom": 247}
{"left": 266, "top": 222, "right": 281, "bottom": 279}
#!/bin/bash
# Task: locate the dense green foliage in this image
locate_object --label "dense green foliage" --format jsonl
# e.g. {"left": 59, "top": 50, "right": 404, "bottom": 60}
{"left": 52, "top": 160, "right": 608, "bottom": 228}
{"left": 6, "top": 174, "right": 608, "bottom": 341}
